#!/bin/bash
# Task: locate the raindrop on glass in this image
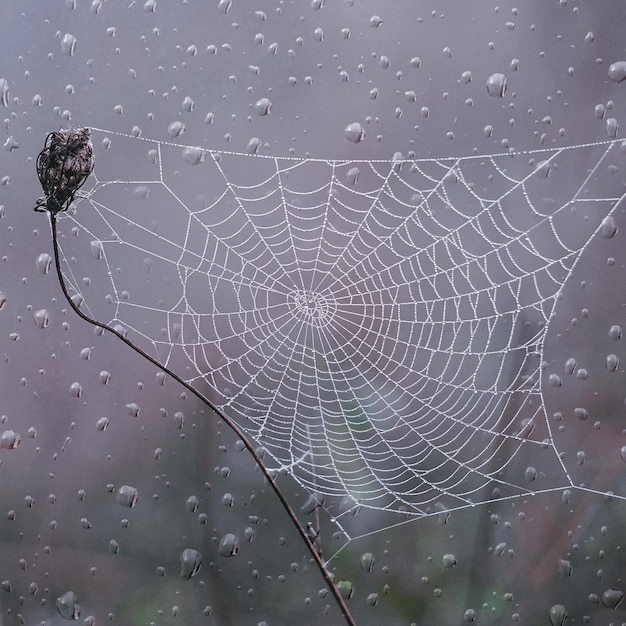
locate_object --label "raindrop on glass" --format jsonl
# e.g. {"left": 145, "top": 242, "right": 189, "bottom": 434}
{"left": 548, "top": 373, "right": 562, "bottom": 387}
{"left": 126, "top": 403, "right": 140, "bottom": 417}
{"left": 56, "top": 591, "right": 80, "bottom": 619}
{"left": 0, "top": 430, "right": 20, "bottom": 450}
{"left": 217, "top": 0, "right": 231, "bottom": 13}
{"left": 167, "top": 121, "right": 185, "bottom": 138}
{"left": 116, "top": 485, "right": 138, "bottom": 508}
{"left": 301, "top": 492, "right": 324, "bottom": 513}
{"left": 486, "top": 73, "right": 507, "bottom": 97}
{"left": 61, "top": 34, "right": 77, "bottom": 56}
{"left": 360, "top": 552, "right": 375, "bottom": 572}
{"left": 33, "top": 309, "right": 49, "bottom": 329}
{"left": 344, "top": 122, "right": 365, "bottom": 143}
{"left": 606, "top": 118, "right": 619, "bottom": 138}
{"left": 35, "top": 253, "right": 52, "bottom": 274}
{"left": 366, "top": 593, "right": 378, "bottom": 606}
{"left": 601, "top": 216, "right": 617, "bottom": 239}
{"left": 609, "top": 325, "right": 622, "bottom": 340}
{"left": 608, "top": 61, "right": 626, "bottom": 83}
{"left": 180, "top": 548, "right": 202, "bottom": 579}
{"left": 606, "top": 354, "right": 619, "bottom": 372}
{"left": 254, "top": 98, "right": 272, "bottom": 116}
{"left": 548, "top": 604, "right": 567, "bottom": 626}
{"left": 524, "top": 466, "right": 537, "bottom": 482}
{"left": 0, "top": 79, "right": 9, "bottom": 107}
{"left": 186, "top": 495, "right": 199, "bottom": 512}
{"left": 181, "top": 146, "right": 204, "bottom": 166}
{"left": 218, "top": 533, "right": 239, "bottom": 557}
{"left": 246, "top": 137, "right": 261, "bottom": 154}
{"left": 346, "top": 167, "right": 360, "bottom": 185}
{"left": 601, "top": 589, "right": 624, "bottom": 610}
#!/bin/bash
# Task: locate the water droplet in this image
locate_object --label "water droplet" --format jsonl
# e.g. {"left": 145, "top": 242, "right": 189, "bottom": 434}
{"left": 558, "top": 559, "right": 573, "bottom": 577}
{"left": 181, "top": 96, "right": 194, "bottom": 112}
{"left": 494, "top": 542, "right": 507, "bottom": 556}
{"left": 186, "top": 495, "right": 199, "bottom": 512}
{"left": 483, "top": 125, "right": 493, "bottom": 137}
{"left": 254, "top": 98, "right": 272, "bottom": 116}
{"left": 218, "top": 534, "right": 239, "bottom": 557}
{"left": 221, "top": 492, "right": 234, "bottom": 507}
{"left": 35, "top": 253, "right": 52, "bottom": 274}
{"left": 620, "top": 446, "right": 626, "bottom": 462}
{"left": 534, "top": 160, "right": 554, "bottom": 178}
{"left": 606, "top": 353, "right": 619, "bottom": 372}
{"left": 116, "top": 485, "right": 138, "bottom": 508}
{"left": 173, "top": 411, "right": 184, "bottom": 429}
{"left": 180, "top": 548, "right": 202, "bottom": 578}
{"left": 346, "top": 167, "right": 360, "bottom": 185}
{"left": 574, "top": 407, "right": 588, "bottom": 420}
{"left": 217, "top": 0, "right": 231, "bottom": 13}
{"left": 601, "top": 216, "right": 618, "bottom": 239}
{"left": 609, "top": 325, "right": 622, "bottom": 340}
{"left": 337, "top": 580, "right": 354, "bottom": 599}
{"left": 301, "top": 492, "right": 324, "bottom": 513}
{"left": 442, "top": 553, "right": 457, "bottom": 568}
{"left": 33, "top": 309, "right": 49, "bottom": 329}
{"left": 125, "top": 403, "right": 140, "bottom": 417}
{"left": 369, "top": 15, "right": 383, "bottom": 27}
{"left": 80, "top": 517, "right": 92, "bottom": 529}
{"left": 0, "top": 79, "right": 9, "bottom": 107}
{"left": 244, "top": 526, "right": 255, "bottom": 541}
{"left": 360, "top": 552, "right": 375, "bottom": 572}
{"left": 576, "top": 450, "right": 586, "bottom": 465}
{"left": 524, "top": 466, "right": 537, "bottom": 481}
{"left": 602, "top": 589, "right": 624, "bottom": 610}
{"left": 181, "top": 146, "right": 204, "bottom": 166}
{"left": 69, "top": 382, "right": 83, "bottom": 398}
{"left": 548, "top": 604, "right": 567, "bottom": 626}
{"left": 56, "top": 591, "right": 80, "bottom": 619}
{"left": 486, "top": 73, "right": 507, "bottom": 97}
{"left": 99, "top": 370, "right": 111, "bottom": 385}
{"left": 143, "top": 0, "right": 157, "bottom": 12}
{"left": 606, "top": 118, "right": 619, "bottom": 138}
{"left": 0, "top": 430, "right": 20, "bottom": 450}
{"left": 548, "top": 373, "right": 562, "bottom": 387}
{"left": 246, "top": 137, "right": 261, "bottom": 154}
{"left": 608, "top": 61, "right": 626, "bottom": 83}
{"left": 313, "top": 27, "right": 324, "bottom": 42}
{"left": 564, "top": 358, "right": 577, "bottom": 374}
{"left": 96, "top": 417, "right": 109, "bottom": 431}
{"left": 90, "top": 240, "right": 104, "bottom": 260}
{"left": 366, "top": 593, "right": 379, "bottom": 606}
{"left": 61, "top": 33, "right": 77, "bottom": 56}
{"left": 344, "top": 122, "right": 365, "bottom": 143}
{"left": 167, "top": 121, "right": 185, "bottom": 138}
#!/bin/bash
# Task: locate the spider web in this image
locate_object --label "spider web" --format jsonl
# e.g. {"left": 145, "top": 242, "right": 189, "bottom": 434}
{"left": 55, "top": 128, "right": 626, "bottom": 543}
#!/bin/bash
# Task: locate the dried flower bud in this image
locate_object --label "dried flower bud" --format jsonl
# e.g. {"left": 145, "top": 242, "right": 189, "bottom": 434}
{"left": 35, "top": 128, "right": 94, "bottom": 214}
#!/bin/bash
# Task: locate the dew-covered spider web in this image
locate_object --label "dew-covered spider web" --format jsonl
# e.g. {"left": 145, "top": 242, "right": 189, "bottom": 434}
{"left": 54, "top": 128, "right": 626, "bottom": 544}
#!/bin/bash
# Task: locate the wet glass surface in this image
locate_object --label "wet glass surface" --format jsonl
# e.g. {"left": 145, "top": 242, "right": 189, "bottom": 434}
{"left": 1, "top": 2, "right": 626, "bottom": 624}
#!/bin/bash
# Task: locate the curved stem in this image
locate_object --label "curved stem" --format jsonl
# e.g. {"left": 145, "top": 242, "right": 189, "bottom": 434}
{"left": 48, "top": 212, "right": 356, "bottom": 626}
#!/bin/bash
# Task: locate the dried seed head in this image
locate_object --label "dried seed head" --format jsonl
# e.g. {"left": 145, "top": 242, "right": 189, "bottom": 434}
{"left": 35, "top": 128, "right": 94, "bottom": 214}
